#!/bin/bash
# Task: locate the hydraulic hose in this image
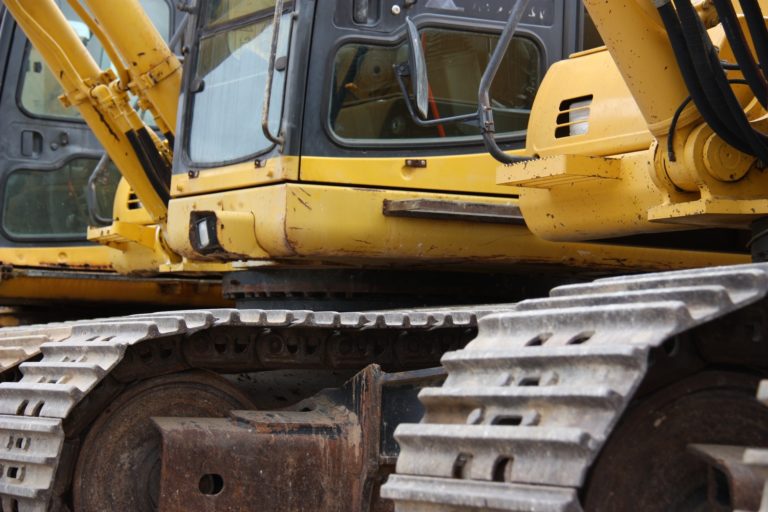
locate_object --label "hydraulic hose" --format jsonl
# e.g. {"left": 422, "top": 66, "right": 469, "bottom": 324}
{"left": 657, "top": 1, "right": 750, "bottom": 153}
{"left": 668, "top": 79, "right": 749, "bottom": 161}
{"left": 739, "top": 0, "right": 768, "bottom": 76}
{"left": 677, "top": 0, "right": 768, "bottom": 162}
{"left": 660, "top": 0, "right": 768, "bottom": 162}
{"left": 676, "top": 0, "right": 750, "bottom": 134}
{"left": 712, "top": 0, "right": 768, "bottom": 108}
{"left": 478, "top": 0, "right": 530, "bottom": 165}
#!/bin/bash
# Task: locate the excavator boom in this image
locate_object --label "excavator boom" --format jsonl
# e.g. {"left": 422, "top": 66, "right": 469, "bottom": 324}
{"left": 2, "top": 0, "right": 172, "bottom": 222}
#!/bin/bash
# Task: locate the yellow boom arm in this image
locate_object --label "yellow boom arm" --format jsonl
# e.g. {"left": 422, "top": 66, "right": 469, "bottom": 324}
{"left": 77, "top": 0, "right": 181, "bottom": 138}
{"left": 2, "top": 0, "right": 172, "bottom": 222}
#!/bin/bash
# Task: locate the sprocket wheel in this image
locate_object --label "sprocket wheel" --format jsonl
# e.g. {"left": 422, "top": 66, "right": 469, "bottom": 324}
{"left": 583, "top": 371, "right": 768, "bottom": 511}
{"left": 72, "top": 371, "right": 253, "bottom": 512}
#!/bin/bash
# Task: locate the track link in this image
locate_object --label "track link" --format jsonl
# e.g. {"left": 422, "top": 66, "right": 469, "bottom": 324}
{"left": 0, "top": 307, "right": 478, "bottom": 511}
{"left": 382, "top": 264, "right": 768, "bottom": 511}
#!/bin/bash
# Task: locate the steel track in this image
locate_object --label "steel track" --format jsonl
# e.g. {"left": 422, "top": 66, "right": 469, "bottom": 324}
{"left": 3, "top": 264, "right": 768, "bottom": 511}
{"left": 382, "top": 263, "right": 768, "bottom": 511}
{"left": 0, "top": 307, "right": 481, "bottom": 512}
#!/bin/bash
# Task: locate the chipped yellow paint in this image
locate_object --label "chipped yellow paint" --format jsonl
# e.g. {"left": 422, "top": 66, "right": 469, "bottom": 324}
{"left": 0, "top": 246, "right": 113, "bottom": 269}
{"left": 166, "top": 183, "right": 747, "bottom": 272}
{"left": 300, "top": 153, "right": 524, "bottom": 195}
{"left": 0, "top": 271, "right": 231, "bottom": 308}
{"left": 506, "top": 1, "right": 768, "bottom": 241}
{"left": 172, "top": 157, "right": 300, "bottom": 197}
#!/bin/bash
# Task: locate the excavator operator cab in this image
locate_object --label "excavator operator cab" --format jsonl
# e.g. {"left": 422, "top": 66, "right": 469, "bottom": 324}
{"left": 169, "top": 0, "right": 589, "bottom": 268}
{"left": 176, "top": 0, "right": 580, "bottom": 167}
{"left": 0, "top": 0, "right": 176, "bottom": 258}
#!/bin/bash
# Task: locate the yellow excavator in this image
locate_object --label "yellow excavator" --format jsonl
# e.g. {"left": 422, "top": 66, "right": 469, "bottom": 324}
{"left": 1, "top": 0, "right": 768, "bottom": 510}
{"left": 0, "top": 1, "right": 230, "bottom": 326}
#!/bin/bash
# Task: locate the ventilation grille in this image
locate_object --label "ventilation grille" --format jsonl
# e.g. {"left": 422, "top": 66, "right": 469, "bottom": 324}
{"left": 555, "top": 95, "right": 593, "bottom": 139}
{"left": 127, "top": 191, "right": 141, "bottom": 210}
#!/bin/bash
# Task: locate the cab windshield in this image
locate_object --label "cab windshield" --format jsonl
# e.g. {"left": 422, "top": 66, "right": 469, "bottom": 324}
{"left": 187, "top": 2, "right": 290, "bottom": 165}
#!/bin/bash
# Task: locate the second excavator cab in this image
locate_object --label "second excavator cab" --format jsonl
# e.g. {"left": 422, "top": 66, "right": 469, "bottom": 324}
{"left": 0, "top": 1, "right": 229, "bottom": 322}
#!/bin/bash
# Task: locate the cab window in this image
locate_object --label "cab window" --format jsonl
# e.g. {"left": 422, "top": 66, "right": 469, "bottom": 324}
{"left": 187, "top": 4, "right": 290, "bottom": 165}
{"left": 18, "top": 0, "right": 171, "bottom": 120}
{"left": 330, "top": 28, "right": 540, "bottom": 142}
{"left": 2, "top": 158, "right": 120, "bottom": 240}
{"left": 204, "top": 0, "right": 277, "bottom": 27}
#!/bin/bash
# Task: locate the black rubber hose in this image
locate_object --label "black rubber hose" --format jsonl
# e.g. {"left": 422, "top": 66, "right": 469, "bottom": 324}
{"left": 125, "top": 129, "right": 171, "bottom": 203}
{"left": 668, "top": 79, "right": 748, "bottom": 161}
{"left": 657, "top": 2, "right": 750, "bottom": 152}
{"left": 478, "top": 0, "right": 530, "bottom": 164}
{"left": 739, "top": 0, "right": 768, "bottom": 76}
{"left": 677, "top": 0, "right": 768, "bottom": 162}
{"left": 676, "top": 1, "right": 749, "bottom": 132}
{"left": 667, "top": 95, "right": 694, "bottom": 162}
{"left": 712, "top": 0, "right": 768, "bottom": 108}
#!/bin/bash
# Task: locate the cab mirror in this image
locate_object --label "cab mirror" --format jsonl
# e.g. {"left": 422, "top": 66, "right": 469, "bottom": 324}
{"left": 405, "top": 17, "right": 429, "bottom": 120}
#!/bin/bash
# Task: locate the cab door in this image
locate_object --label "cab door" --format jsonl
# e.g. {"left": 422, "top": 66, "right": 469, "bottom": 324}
{"left": 0, "top": 1, "right": 175, "bottom": 257}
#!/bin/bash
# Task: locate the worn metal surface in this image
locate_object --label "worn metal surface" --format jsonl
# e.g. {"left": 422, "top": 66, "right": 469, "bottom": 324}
{"left": 584, "top": 372, "right": 768, "bottom": 511}
{"left": 223, "top": 268, "right": 549, "bottom": 311}
{"left": 3, "top": 264, "right": 768, "bottom": 511}
{"left": 382, "top": 199, "right": 526, "bottom": 225}
{"left": 156, "top": 411, "right": 354, "bottom": 511}
{"left": 154, "top": 365, "right": 444, "bottom": 512}
{"left": 168, "top": 183, "right": 747, "bottom": 274}
{"left": 689, "top": 444, "right": 768, "bottom": 511}
{"left": 155, "top": 372, "right": 368, "bottom": 512}
{"left": 738, "top": 379, "right": 768, "bottom": 512}
{"left": 72, "top": 372, "right": 253, "bottom": 511}
{"left": 683, "top": 379, "right": 768, "bottom": 512}
{"left": 382, "top": 264, "right": 768, "bottom": 511}
{"left": 0, "top": 306, "right": 480, "bottom": 511}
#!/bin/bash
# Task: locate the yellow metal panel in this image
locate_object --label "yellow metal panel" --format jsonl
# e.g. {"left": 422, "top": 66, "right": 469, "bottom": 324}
{"left": 525, "top": 49, "right": 653, "bottom": 158}
{"left": 299, "top": 154, "right": 523, "bottom": 195}
{"left": 0, "top": 246, "right": 114, "bottom": 270}
{"left": 171, "top": 157, "right": 300, "bottom": 197}
{"left": 0, "top": 271, "right": 231, "bottom": 308}
{"left": 158, "top": 260, "right": 234, "bottom": 273}
{"left": 499, "top": 155, "right": 621, "bottom": 189}
{"left": 649, "top": 198, "right": 768, "bottom": 228}
{"left": 512, "top": 5, "right": 768, "bottom": 239}
{"left": 582, "top": 0, "right": 691, "bottom": 133}
{"left": 111, "top": 180, "right": 154, "bottom": 225}
{"left": 166, "top": 184, "right": 746, "bottom": 272}
{"left": 89, "top": 222, "right": 157, "bottom": 250}
{"left": 512, "top": 149, "right": 679, "bottom": 241}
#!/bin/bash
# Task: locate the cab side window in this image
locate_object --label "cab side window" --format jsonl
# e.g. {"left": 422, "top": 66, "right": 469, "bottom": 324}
{"left": 19, "top": 0, "right": 171, "bottom": 120}
{"left": 7, "top": 0, "right": 170, "bottom": 240}
{"left": 330, "top": 28, "right": 541, "bottom": 142}
{"left": 3, "top": 158, "right": 120, "bottom": 240}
